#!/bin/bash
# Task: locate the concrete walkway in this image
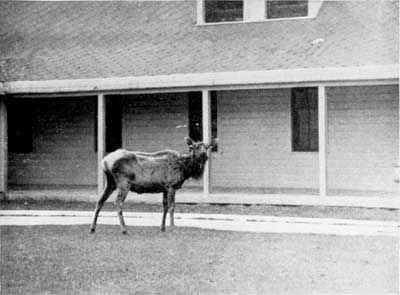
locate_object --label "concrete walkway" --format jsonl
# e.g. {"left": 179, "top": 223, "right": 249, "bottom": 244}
{"left": 1, "top": 210, "right": 399, "bottom": 237}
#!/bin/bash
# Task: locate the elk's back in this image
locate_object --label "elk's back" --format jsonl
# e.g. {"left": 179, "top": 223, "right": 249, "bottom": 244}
{"left": 103, "top": 149, "right": 184, "bottom": 193}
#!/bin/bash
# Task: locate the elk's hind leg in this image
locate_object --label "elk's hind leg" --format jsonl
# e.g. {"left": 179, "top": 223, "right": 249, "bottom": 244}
{"left": 161, "top": 188, "right": 176, "bottom": 232}
{"left": 115, "top": 187, "right": 129, "bottom": 234}
{"left": 90, "top": 174, "right": 116, "bottom": 233}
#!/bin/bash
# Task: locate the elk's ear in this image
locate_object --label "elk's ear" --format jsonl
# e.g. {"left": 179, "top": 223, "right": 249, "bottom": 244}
{"left": 208, "top": 138, "right": 219, "bottom": 149}
{"left": 185, "top": 137, "right": 194, "bottom": 147}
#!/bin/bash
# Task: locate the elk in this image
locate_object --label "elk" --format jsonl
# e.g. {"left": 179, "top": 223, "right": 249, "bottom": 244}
{"left": 90, "top": 137, "right": 218, "bottom": 234}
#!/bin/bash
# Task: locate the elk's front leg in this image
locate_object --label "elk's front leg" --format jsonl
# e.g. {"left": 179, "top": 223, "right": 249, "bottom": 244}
{"left": 161, "top": 192, "right": 168, "bottom": 232}
{"left": 168, "top": 189, "right": 176, "bottom": 230}
{"left": 115, "top": 188, "right": 129, "bottom": 234}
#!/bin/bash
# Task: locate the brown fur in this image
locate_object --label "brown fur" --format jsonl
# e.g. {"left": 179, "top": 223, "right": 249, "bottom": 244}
{"left": 90, "top": 137, "right": 218, "bottom": 234}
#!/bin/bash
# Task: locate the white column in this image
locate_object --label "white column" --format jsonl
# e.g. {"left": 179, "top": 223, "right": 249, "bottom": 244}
{"left": 202, "top": 90, "right": 211, "bottom": 195}
{"left": 397, "top": 86, "right": 400, "bottom": 190}
{"left": 97, "top": 94, "right": 106, "bottom": 195}
{"left": 244, "top": 0, "right": 266, "bottom": 21}
{"left": 197, "top": 0, "right": 204, "bottom": 24}
{"left": 318, "top": 86, "right": 328, "bottom": 196}
{"left": 0, "top": 97, "right": 7, "bottom": 198}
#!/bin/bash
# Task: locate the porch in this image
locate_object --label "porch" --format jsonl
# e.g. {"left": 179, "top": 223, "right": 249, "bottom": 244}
{"left": 0, "top": 67, "right": 399, "bottom": 205}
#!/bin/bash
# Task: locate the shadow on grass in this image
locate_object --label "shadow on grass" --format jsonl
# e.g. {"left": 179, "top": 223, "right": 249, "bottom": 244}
{"left": 1, "top": 197, "right": 398, "bottom": 221}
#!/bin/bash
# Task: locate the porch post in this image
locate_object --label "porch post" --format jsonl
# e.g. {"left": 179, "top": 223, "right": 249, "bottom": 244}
{"left": 202, "top": 89, "right": 211, "bottom": 195}
{"left": 0, "top": 97, "right": 7, "bottom": 198}
{"left": 97, "top": 94, "right": 106, "bottom": 195}
{"left": 196, "top": 0, "right": 204, "bottom": 25}
{"left": 318, "top": 85, "right": 328, "bottom": 196}
{"left": 397, "top": 87, "right": 400, "bottom": 190}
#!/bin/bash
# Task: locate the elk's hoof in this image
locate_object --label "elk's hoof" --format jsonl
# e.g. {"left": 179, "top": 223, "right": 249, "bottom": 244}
{"left": 161, "top": 227, "right": 166, "bottom": 232}
{"left": 90, "top": 228, "right": 95, "bottom": 234}
{"left": 121, "top": 230, "right": 127, "bottom": 235}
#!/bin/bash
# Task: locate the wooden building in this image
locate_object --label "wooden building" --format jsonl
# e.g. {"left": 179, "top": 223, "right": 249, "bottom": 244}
{"left": 0, "top": 1, "right": 398, "bottom": 201}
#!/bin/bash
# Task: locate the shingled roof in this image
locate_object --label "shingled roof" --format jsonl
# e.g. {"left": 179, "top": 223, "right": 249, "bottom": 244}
{"left": 0, "top": 0, "right": 398, "bottom": 83}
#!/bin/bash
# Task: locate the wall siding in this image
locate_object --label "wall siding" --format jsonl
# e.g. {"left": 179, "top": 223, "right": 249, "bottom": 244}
{"left": 213, "top": 89, "right": 319, "bottom": 189}
{"left": 8, "top": 97, "right": 97, "bottom": 186}
{"left": 212, "top": 85, "right": 399, "bottom": 193}
{"left": 327, "top": 85, "right": 399, "bottom": 192}
{"left": 122, "top": 93, "right": 201, "bottom": 188}
{"left": 123, "top": 93, "right": 189, "bottom": 152}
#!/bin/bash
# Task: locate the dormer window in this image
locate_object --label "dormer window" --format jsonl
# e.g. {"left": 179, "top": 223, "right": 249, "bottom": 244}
{"left": 266, "top": 0, "right": 308, "bottom": 19}
{"left": 198, "top": 0, "right": 322, "bottom": 24}
{"left": 204, "top": 0, "right": 243, "bottom": 23}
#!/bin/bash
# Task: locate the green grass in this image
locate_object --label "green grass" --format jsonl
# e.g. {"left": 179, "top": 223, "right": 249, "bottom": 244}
{"left": 1, "top": 198, "right": 399, "bottom": 221}
{"left": 1, "top": 225, "right": 398, "bottom": 294}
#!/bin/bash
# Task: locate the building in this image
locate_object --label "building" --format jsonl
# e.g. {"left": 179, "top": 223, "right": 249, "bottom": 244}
{"left": 0, "top": 0, "right": 399, "bottom": 202}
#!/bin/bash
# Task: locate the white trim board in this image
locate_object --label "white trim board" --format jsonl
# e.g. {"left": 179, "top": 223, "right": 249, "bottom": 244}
{"left": 2, "top": 65, "right": 398, "bottom": 95}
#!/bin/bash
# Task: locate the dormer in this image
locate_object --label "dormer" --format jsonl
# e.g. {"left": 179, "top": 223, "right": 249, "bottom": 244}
{"left": 197, "top": 0, "right": 324, "bottom": 25}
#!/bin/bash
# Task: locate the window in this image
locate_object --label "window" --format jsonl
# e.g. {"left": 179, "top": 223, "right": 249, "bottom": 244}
{"left": 8, "top": 101, "right": 33, "bottom": 153}
{"left": 105, "top": 97, "right": 122, "bottom": 153}
{"left": 199, "top": 0, "right": 319, "bottom": 24}
{"left": 266, "top": 0, "right": 308, "bottom": 19}
{"left": 291, "top": 87, "right": 318, "bottom": 152}
{"left": 188, "top": 91, "right": 218, "bottom": 151}
{"left": 204, "top": 0, "right": 243, "bottom": 23}
{"left": 188, "top": 92, "right": 202, "bottom": 142}
{"left": 94, "top": 96, "right": 122, "bottom": 153}
{"left": 210, "top": 92, "right": 218, "bottom": 151}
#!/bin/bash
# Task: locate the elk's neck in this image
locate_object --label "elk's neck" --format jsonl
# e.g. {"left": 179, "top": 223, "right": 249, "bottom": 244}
{"left": 179, "top": 153, "right": 208, "bottom": 180}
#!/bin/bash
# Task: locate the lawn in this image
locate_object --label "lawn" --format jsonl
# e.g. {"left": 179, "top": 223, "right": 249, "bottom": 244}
{"left": 1, "top": 225, "right": 398, "bottom": 294}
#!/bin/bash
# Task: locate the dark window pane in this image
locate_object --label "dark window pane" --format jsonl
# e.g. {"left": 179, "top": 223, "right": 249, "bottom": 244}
{"left": 291, "top": 87, "right": 318, "bottom": 152}
{"left": 309, "top": 109, "right": 319, "bottom": 151}
{"left": 267, "top": 0, "right": 308, "bottom": 19}
{"left": 94, "top": 100, "right": 97, "bottom": 152}
{"left": 8, "top": 101, "right": 33, "bottom": 153}
{"left": 106, "top": 96, "right": 122, "bottom": 153}
{"left": 188, "top": 91, "right": 218, "bottom": 152}
{"left": 297, "top": 109, "right": 310, "bottom": 149}
{"left": 211, "top": 91, "right": 218, "bottom": 152}
{"left": 205, "top": 0, "right": 243, "bottom": 23}
{"left": 94, "top": 96, "right": 122, "bottom": 153}
{"left": 188, "top": 92, "right": 202, "bottom": 142}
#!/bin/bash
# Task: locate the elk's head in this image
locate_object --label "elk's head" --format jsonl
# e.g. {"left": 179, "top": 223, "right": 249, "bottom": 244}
{"left": 185, "top": 137, "right": 218, "bottom": 162}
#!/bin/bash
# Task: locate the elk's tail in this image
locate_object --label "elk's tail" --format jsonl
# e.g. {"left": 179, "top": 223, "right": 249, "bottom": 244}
{"left": 101, "top": 159, "right": 116, "bottom": 187}
{"left": 101, "top": 159, "right": 109, "bottom": 173}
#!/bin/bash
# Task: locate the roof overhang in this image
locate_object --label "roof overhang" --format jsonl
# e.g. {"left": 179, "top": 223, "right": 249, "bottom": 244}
{"left": 1, "top": 65, "right": 398, "bottom": 95}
